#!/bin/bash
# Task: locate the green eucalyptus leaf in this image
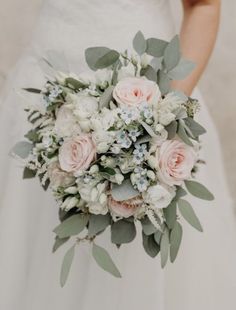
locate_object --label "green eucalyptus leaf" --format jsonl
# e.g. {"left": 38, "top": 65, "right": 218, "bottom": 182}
{"left": 23, "top": 167, "right": 37, "bottom": 179}
{"left": 99, "top": 85, "right": 115, "bottom": 109}
{"left": 174, "top": 186, "right": 187, "bottom": 200}
{"left": 53, "top": 236, "right": 70, "bottom": 253}
{"left": 95, "top": 50, "right": 120, "bottom": 69}
{"left": 140, "top": 65, "right": 157, "bottom": 82}
{"left": 85, "top": 47, "right": 112, "bottom": 70}
{"left": 150, "top": 57, "right": 163, "bottom": 71}
{"left": 88, "top": 214, "right": 111, "bottom": 237}
{"left": 146, "top": 38, "right": 168, "bottom": 57}
{"left": 111, "top": 179, "right": 139, "bottom": 201}
{"left": 185, "top": 180, "right": 214, "bottom": 201}
{"left": 178, "top": 199, "right": 203, "bottom": 232}
{"left": 163, "top": 200, "right": 177, "bottom": 229}
{"left": 10, "top": 141, "right": 33, "bottom": 159}
{"left": 60, "top": 244, "right": 75, "bottom": 287}
{"left": 53, "top": 214, "right": 89, "bottom": 238}
{"left": 111, "top": 220, "right": 136, "bottom": 244}
{"left": 158, "top": 70, "right": 170, "bottom": 95}
{"left": 168, "top": 58, "right": 195, "bottom": 80}
{"left": 92, "top": 243, "right": 121, "bottom": 278}
{"left": 177, "top": 120, "right": 193, "bottom": 146}
{"left": 165, "top": 120, "right": 177, "bottom": 139}
{"left": 160, "top": 228, "right": 169, "bottom": 268}
{"left": 133, "top": 31, "right": 147, "bottom": 55}
{"left": 141, "top": 216, "right": 158, "bottom": 235}
{"left": 142, "top": 232, "right": 160, "bottom": 258}
{"left": 164, "top": 35, "right": 180, "bottom": 71}
{"left": 170, "top": 221, "right": 183, "bottom": 262}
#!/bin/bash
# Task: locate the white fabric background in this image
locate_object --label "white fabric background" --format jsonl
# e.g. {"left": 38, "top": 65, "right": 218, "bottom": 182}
{"left": 0, "top": 0, "right": 235, "bottom": 201}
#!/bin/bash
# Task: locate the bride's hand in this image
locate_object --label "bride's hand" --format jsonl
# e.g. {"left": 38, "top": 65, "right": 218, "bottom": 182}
{"left": 171, "top": 0, "right": 221, "bottom": 96}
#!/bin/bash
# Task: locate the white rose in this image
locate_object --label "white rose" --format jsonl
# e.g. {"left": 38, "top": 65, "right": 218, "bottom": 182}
{"left": 143, "top": 184, "right": 176, "bottom": 209}
{"left": 67, "top": 93, "right": 98, "bottom": 120}
{"left": 54, "top": 106, "right": 80, "bottom": 138}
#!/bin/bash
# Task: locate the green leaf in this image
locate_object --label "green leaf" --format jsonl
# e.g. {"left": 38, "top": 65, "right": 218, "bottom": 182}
{"left": 150, "top": 57, "right": 163, "bottom": 71}
{"left": 99, "top": 166, "right": 116, "bottom": 176}
{"left": 142, "top": 232, "right": 160, "bottom": 258}
{"left": 92, "top": 243, "right": 121, "bottom": 278}
{"left": 111, "top": 220, "right": 136, "bottom": 244}
{"left": 154, "top": 230, "right": 162, "bottom": 244}
{"left": 177, "top": 120, "right": 193, "bottom": 146}
{"left": 60, "top": 244, "right": 75, "bottom": 287}
{"left": 160, "top": 228, "right": 169, "bottom": 268}
{"left": 168, "top": 58, "right": 195, "bottom": 80}
{"left": 23, "top": 167, "right": 37, "bottom": 179}
{"left": 133, "top": 31, "right": 147, "bottom": 55}
{"left": 164, "top": 35, "right": 180, "bottom": 71}
{"left": 140, "top": 65, "right": 157, "bottom": 82}
{"left": 178, "top": 199, "right": 203, "bottom": 232}
{"left": 65, "top": 77, "right": 86, "bottom": 89}
{"left": 165, "top": 120, "right": 177, "bottom": 139}
{"left": 53, "top": 214, "right": 89, "bottom": 238}
{"left": 52, "top": 236, "right": 70, "bottom": 253}
{"left": 174, "top": 186, "right": 187, "bottom": 200}
{"left": 99, "top": 85, "right": 114, "bottom": 109}
{"left": 88, "top": 214, "right": 111, "bottom": 237}
{"left": 185, "top": 180, "right": 214, "bottom": 201}
{"left": 170, "top": 221, "right": 183, "bottom": 263}
{"left": 141, "top": 216, "right": 158, "bottom": 235}
{"left": 140, "top": 121, "right": 157, "bottom": 137}
{"left": 163, "top": 200, "right": 177, "bottom": 229}
{"left": 85, "top": 46, "right": 110, "bottom": 70}
{"left": 23, "top": 88, "right": 41, "bottom": 94}
{"left": 158, "top": 70, "right": 170, "bottom": 95}
{"left": 111, "top": 179, "right": 139, "bottom": 201}
{"left": 10, "top": 141, "right": 33, "bottom": 159}
{"left": 95, "top": 50, "right": 120, "bottom": 69}
{"left": 184, "top": 117, "right": 206, "bottom": 138}
{"left": 24, "top": 130, "right": 39, "bottom": 143}
{"left": 146, "top": 38, "right": 168, "bottom": 57}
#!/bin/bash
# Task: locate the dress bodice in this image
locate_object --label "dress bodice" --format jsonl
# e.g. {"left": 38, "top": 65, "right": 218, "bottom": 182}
{"left": 32, "top": 0, "right": 176, "bottom": 70}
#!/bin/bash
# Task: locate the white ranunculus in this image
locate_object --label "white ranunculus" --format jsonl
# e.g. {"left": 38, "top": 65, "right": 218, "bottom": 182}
{"left": 54, "top": 106, "right": 80, "bottom": 138}
{"left": 92, "top": 130, "right": 115, "bottom": 153}
{"left": 158, "top": 111, "right": 176, "bottom": 126}
{"left": 143, "top": 184, "right": 176, "bottom": 210}
{"left": 78, "top": 181, "right": 109, "bottom": 215}
{"left": 87, "top": 201, "right": 108, "bottom": 215}
{"left": 67, "top": 93, "right": 98, "bottom": 119}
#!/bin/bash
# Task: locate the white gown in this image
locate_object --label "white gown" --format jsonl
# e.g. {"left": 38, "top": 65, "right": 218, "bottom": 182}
{"left": 0, "top": 0, "right": 236, "bottom": 309}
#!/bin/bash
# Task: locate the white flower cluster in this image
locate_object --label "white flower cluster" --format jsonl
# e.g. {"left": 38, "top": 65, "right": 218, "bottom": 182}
{"left": 22, "top": 55, "right": 200, "bottom": 224}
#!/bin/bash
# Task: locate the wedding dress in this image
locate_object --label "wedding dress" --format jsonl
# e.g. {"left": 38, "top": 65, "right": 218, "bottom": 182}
{"left": 0, "top": 0, "right": 236, "bottom": 309}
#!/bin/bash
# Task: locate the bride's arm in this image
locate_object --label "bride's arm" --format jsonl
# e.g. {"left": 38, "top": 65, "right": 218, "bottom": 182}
{"left": 172, "top": 0, "right": 221, "bottom": 95}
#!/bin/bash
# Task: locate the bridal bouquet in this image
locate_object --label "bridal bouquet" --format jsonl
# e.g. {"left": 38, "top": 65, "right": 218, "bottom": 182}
{"left": 12, "top": 31, "right": 214, "bottom": 286}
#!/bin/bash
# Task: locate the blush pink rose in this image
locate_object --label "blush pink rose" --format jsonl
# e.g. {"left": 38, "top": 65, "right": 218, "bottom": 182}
{"left": 47, "top": 161, "right": 75, "bottom": 188}
{"left": 113, "top": 77, "right": 161, "bottom": 106}
{"left": 59, "top": 134, "right": 96, "bottom": 174}
{"left": 108, "top": 196, "right": 143, "bottom": 218}
{"left": 157, "top": 140, "right": 197, "bottom": 186}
